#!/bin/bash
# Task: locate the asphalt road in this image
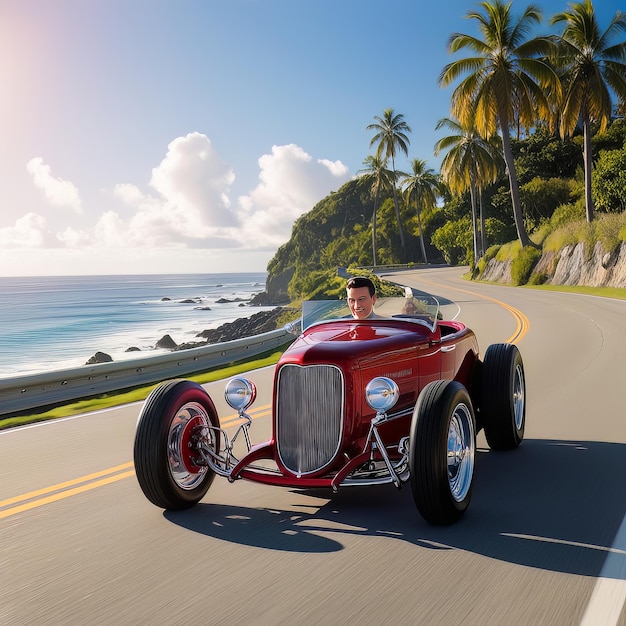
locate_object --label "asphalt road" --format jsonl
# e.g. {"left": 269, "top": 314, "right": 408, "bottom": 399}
{"left": 2, "top": 266, "right": 626, "bottom": 625}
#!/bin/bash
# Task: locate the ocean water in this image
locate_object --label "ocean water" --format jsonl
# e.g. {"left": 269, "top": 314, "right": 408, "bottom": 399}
{"left": 0, "top": 273, "right": 271, "bottom": 378}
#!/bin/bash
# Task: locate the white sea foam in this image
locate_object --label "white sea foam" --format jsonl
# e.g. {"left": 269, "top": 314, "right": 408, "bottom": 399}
{"left": 0, "top": 272, "right": 271, "bottom": 378}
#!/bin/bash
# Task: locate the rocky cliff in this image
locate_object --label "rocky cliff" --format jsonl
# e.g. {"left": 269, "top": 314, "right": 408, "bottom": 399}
{"left": 479, "top": 241, "right": 626, "bottom": 288}
{"left": 249, "top": 268, "right": 294, "bottom": 306}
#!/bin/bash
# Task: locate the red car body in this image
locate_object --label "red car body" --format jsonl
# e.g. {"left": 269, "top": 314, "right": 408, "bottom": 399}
{"left": 134, "top": 294, "right": 525, "bottom": 525}
{"left": 231, "top": 315, "right": 479, "bottom": 488}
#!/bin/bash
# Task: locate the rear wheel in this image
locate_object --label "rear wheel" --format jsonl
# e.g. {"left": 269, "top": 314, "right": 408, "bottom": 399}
{"left": 409, "top": 380, "right": 476, "bottom": 525}
{"left": 134, "top": 379, "right": 220, "bottom": 510}
{"left": 481, "top": 343, "right": 525, "bottom": 450}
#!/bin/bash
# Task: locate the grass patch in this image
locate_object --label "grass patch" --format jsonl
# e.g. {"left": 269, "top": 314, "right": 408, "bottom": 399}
{"left": 475, "top": 245, "right": 501, "bottom": 275}
{"left": 522, "top": 283, "right": 626, "bottom": 299}
{"left": 543, "top": 212, "right": 626, "bottom": 257}
{"left": 510, "top": 246, "right": 542, "bottom": 286}
{"left": 495, "top": 240, "right": 519, "bottom": 261}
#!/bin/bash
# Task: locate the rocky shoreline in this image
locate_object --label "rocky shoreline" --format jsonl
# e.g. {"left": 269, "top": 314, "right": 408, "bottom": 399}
{"left": 85, "top": 306, "right": 287, "bottom": 365}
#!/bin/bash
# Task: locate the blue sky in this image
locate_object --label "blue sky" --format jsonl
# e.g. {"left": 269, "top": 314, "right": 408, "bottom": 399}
{"left": 0, "top": 0, "right": 621, "bottom": 276}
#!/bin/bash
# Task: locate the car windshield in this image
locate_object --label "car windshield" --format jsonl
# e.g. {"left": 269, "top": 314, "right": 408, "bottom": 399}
{"left": 301, "top": 291, "right": 440, "bottom": 332}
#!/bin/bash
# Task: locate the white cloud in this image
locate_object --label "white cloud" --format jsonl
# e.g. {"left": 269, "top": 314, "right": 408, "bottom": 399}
{"left": 236, "top": 144, "right": 350, "bottom": 247}
{"left": 57, "top": 225, "right": 91, "bottom": 248}
{"left": 105, "top": 137, "right": 350, "bottom": 252}
{"left": 1, "top": 134, "right": 352, "bottom": 273}
{"left": 26, "top": 157, "right": 82, "bottom": 213}
{"left": 104, "top": 133, "right": 240, "bottom": 247}
{"left": 150, "top": 132, "right": 236, "bottom": 229}
{"left": 0, "top": 213, "right": 61, "bottom": 248}
{"left": 319, "top": 158, "right": 351, "bottom": 177}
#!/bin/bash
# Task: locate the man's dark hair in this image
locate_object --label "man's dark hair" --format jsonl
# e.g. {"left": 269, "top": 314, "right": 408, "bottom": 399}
{"left": 346, "top": 276, "right": 376, "bottom": 297}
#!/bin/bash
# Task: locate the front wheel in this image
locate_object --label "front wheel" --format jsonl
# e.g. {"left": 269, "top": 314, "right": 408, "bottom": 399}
{"left": 409, "top": 380, "right": 476, "bottom": 525}
{"left": 481, "top": 343, "right": 525, "bottom": 450}
{"left": 134, "top": 379, "right": 220, "bottom": 510}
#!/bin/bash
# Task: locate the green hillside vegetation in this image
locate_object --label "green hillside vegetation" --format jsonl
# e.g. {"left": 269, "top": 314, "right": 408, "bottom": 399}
{"left": 267, "top": 119, "right": 626, "bottom": 299}
{"left": 263, "top": 1, "right": 626, "bottom": 301}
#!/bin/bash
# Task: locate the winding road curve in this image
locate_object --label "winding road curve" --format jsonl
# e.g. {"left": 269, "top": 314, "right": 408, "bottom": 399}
{"left": 2, "top": 266, "right": 625, "bottom": 625}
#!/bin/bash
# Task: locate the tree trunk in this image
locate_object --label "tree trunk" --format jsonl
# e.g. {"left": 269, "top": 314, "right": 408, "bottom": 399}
{"left": 414, "top": 191, "right": 428, "bottom": 264}
{"left": 499, "top": 113, "right": 533, "bottom": 248}
{"left": 469, "top": 180, "right": 479, "bottom": 265}
{"left": 583, "top": 116, "right": 594, "bottom": 223}
{"left": 371, "top": 191, "right": 379, "bottom": 266}
{"left": 479, "top": 190, "right": 486, "bottom": 257}
{"left": 391, "top": 185, "right": 405, "bottom": 248}
{"left": 390, "top": 156, "right": 406, "bottom": 248}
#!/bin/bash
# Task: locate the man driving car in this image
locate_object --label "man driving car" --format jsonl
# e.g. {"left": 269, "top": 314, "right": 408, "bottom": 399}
{"left": 346, "top": 276, "right": 384, "bottom": 320}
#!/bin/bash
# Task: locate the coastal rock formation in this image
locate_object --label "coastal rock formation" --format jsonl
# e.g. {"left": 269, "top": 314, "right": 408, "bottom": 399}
{"left": 156, "top": 334, "right": 178, "bottom": 349}
{"left": 478, "top": 241, "right": 626, "bottom": 288}
{"left": 175, "top": 307, "right": 285, "bottom": 350}
{"left": 86, "top": 351, "right": 113, "bottom": 365}
{"left": 250, "top": 268, "right": 294, "bottom": 305}
{"left": 479, "top": 258, "right": 513, "bottom": 283}
{"left": 87, "top": 308, "right": 288, "bottom": 364}
{"left": 548, "top": 241, "right": 626, "bottom": 288}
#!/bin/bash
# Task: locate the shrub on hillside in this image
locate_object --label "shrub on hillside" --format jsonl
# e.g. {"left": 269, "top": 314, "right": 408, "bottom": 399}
{"left": 476, "top": 244, "right": 501, "bottom": 275}
{"left": 287, "top": 266, "right": 404, "bottom": 302}
{"left": 431, "top": 216, "right": 473, "bottom": 265}
{"left": 520, "top": 177, "right": 575, "bottom": 230}
{"left": 527, "top": 272, "right": 548, "bottom": 285}
{"left": 593, "top": 149, "right": 626, "bottom": 213}
{"left": 549, "top": 201, "right": 585, "bottom": 229}
{"left": 511, "top": 246, "right": 542, "bottom": 285}
{"left": 592, "top": 213, "right": 626, "bottom": 253}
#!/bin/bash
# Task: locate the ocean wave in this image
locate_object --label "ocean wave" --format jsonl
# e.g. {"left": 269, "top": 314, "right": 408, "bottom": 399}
{"left": 0, "top": 272, "right": 269, "bottom": 377}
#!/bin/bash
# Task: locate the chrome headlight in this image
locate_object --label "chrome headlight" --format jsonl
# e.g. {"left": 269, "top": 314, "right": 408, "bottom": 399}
{"left": 224, "top": 377, "right": 257, "bottom": 410}
{"left": 365, "top": 377, "right": 399, "bottom": 412}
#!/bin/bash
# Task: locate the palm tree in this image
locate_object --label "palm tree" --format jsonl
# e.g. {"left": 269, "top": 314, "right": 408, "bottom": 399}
{"left": 400, "top": 159, "right": 440, "bottom": 264}
{"left": 434, "top": 116, "right": 502, "bottom": 262}
{"left": 359, "top": 155, "right": 395, "bottom": 266}
{"left": 367, "top": 108, "right": 411, "bottom": 249}
{"left": 439, "top": 0, "right": 560, "bottom": 249}
{"left": 551, "top": 1, "right": 626, "bottom": 222}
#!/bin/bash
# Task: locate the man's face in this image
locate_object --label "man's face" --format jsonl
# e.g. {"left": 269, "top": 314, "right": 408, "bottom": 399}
{"left": 347, "top": 286, "right": 376, "bottom": 319}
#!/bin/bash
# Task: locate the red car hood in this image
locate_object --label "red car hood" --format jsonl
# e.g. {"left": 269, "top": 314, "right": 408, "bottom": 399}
{"left": 280, "top": 319, "right": 436, "bottom": 368}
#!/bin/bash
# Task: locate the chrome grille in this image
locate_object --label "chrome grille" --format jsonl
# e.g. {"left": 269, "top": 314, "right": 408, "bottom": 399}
{"left": 276, "top": 364, "right": 344, "bottom": 475}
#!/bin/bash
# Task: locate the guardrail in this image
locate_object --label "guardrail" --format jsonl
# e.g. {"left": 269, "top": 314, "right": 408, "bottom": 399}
{"left": 0, "top": 328, "right": 292, "bottom": 417}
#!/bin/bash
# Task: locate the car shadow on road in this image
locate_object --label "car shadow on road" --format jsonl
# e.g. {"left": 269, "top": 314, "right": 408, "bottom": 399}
{"left": 165, "top": 438, "right": 626, "bottom": 578}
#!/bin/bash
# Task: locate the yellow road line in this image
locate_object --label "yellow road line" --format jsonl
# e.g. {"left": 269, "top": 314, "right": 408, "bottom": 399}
{"left": 0, "top": 470, "right": 136, "bottom": 519}
{"left": 469, "top": 289, "right": 529, "bottom": 344}
{"left": 220, "top": 403, "right": 271, "bottom": 428}
{"left": 422, "top": 278, "right": 530, "bottom": 344}
{"left": 1, "top": 406, "right": 271, "bottom": 519}
{"left": 0, "top": 462, "right": 134, "bottom": 508}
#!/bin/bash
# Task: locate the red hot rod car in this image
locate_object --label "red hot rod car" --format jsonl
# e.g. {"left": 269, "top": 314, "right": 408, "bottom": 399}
{"left": 134, "top": 291, "right": 525, "bottom": 525}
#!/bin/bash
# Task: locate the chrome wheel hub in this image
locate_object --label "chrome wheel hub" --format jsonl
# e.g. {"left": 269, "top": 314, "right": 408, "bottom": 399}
{"left": 446, "top": 403, "right": 475, "bottom": 502}
{"left": 513, "top": 363, "right": 525, "bottom": 431}
{"left": 167, "top": 402, "right": 212, "bottom": 490}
